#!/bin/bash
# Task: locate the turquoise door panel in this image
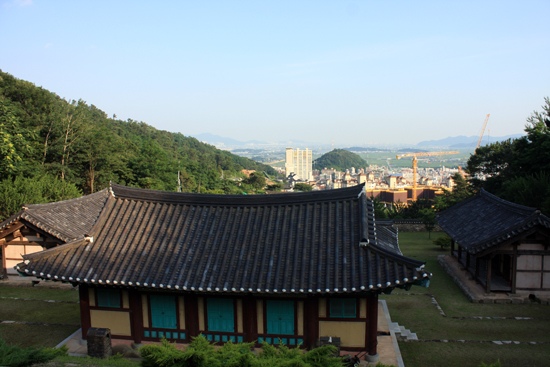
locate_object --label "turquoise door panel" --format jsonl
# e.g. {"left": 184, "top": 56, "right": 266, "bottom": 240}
{"left": 266, "top": 300, "right": 294, "bottom": 335}
{"left": 150, "top": 295, "right": 177, "bottom": 329}
{"left": 207, "top": 298, "right": 234, "bottom": 332}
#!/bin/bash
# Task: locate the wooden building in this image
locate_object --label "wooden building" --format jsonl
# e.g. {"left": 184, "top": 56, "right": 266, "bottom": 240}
{"left": 16, "top": 183, "right": 431, "bottom": 360}
{"left": 0, "top": 190, "right": 110, "bottom": 276}
{"left": 437, "top": 189, "right": 550, "bottom": 294}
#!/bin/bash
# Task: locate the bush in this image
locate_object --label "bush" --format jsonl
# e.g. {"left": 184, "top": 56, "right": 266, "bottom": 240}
{"left": 140, "top": 335, "right": 345, "bottom": 367}
{"left": 0, "top": 337, "right": 67, "bottom": 367}
{"left": 433, "top": 235, "right": 452, "bottom": 250}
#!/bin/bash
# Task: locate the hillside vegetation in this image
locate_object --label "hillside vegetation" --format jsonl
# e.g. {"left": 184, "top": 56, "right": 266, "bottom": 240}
{"left": 0, "top": 70, "right": 276, "bottom": 219}
{"left": 313, "top": 149, "right": 367, "bottom": 171}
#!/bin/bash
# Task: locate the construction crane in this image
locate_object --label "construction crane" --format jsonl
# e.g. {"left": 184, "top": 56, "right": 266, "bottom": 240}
{"left": 396, "top": 151, "right": 459, "bottom": 201}
{"left": 476, "top": 114, "right": 491, "bottom": 150}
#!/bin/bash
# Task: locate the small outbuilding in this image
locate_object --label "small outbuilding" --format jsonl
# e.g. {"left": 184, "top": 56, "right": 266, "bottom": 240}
{"left": 16, "top": 183, "right": 431, "bottom": 360}
{"left": 437, "top": 189, "right": 550, "bottom": 295}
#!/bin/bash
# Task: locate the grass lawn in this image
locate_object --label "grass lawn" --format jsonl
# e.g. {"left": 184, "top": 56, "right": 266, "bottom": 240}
{"left": 383, "top": 232, "right": 550, "bottom": 367}
{"left": 0, "top": 285, "right": 79, "bottom": 302}
{"left": 0, "top": 323, "right": 79, "bottom": 348}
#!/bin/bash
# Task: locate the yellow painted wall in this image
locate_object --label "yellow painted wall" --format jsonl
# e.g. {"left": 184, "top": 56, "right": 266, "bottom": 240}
{"left": 198, "top": 297, "right": 205, "bottom": 331}
{"left": 257, "top": 300, "right": 264, "bottom": 334}
{"left": 89, "top": 289, "right": 96, "bottom": 307}
{"left": 142, "top": 295, "right": 149, "bottom": 328}
{"left": 237, "top": 299, "right": 243, "bottom": 333}
{"left": 319, "top": 321, "right": 366, "bottom": 347}
{"left": 122, "top": 291, "right": 129, "bottom": 308}
{"left": 360, "top": 298, "right": 367, "bottom": 318}
{"left": 297, "top": 301, "right": 304, "bottom": 335}
{"left": 178, "top": 296, "right": 185, "bottom": 329}
{"left": 90, "top": 310, "right": 132, "bottom": 336}
{"left": 318, "top": 298, "right": 326, "bottom": 317}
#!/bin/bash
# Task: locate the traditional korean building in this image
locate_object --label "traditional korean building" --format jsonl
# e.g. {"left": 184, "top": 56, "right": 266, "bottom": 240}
{"left": 437, "top": 189, "right": 550, "bottom": 294}
{"left": 15, "top": 183, "right": 431, "bottom": 360}
{"left": 0, "top": 190, "right": 110, "bottom": 276}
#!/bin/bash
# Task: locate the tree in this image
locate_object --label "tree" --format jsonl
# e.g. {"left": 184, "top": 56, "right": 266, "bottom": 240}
{"left": 244, "top": 171, "right": 266, "bottom": 193}
{"left": 0, "top": 174, "right": 81, "bottom": 220}
{"left": 435, "top": 173, "right": 473, "bottom": 211}
{"left": 420, "top": 208, "right": 437, "bottom": 238}
{"left": 466, "top": 97, "right": 550, "bottom": 215}
{"left": 433, "top": 235, "right": 452, "bottom": 250}
{"left": 294, "top": 183, "right": 313, "bottom": 192}
{"left": 266, "top": 182, "right": 284, "bottom": 192}
{"left": 0, "top": 99, "right": 31, "bottom": 176}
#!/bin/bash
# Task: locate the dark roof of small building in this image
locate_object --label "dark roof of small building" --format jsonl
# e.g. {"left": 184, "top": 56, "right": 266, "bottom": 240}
{"left": 0, "top": 189, "right": 110, "bottom": 242}
{"left": 437, "top": 189, "right": 550, "bottom": 254}
{"left": 17, "top": 183, "right": 430, "bottom": 294}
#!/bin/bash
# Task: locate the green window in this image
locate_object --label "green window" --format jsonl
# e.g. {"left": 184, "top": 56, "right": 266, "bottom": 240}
{"left": 207, "top": 298, "right": 235, "bottom": 332}
{"left": 330, "top": 298, "right": 356, "bottom": 318}
{"left": 97, "top": 289, "right": 121, "bottom": 308}
{"left": 150, "top": 295, "right": 177, "bottom": 329}
{"left": 266, "top": 300, "right": 295, "bottom": 335}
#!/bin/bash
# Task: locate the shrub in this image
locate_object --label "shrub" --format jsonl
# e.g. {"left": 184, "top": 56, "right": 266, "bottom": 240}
{"left": 433, "top": 235, "right": 452, "bottom": 250}
{"left": 140, "top": 336, "right": 345, "bottom": 367}
{"left": 0, "top": 337, "right": 67, "bottom": 367}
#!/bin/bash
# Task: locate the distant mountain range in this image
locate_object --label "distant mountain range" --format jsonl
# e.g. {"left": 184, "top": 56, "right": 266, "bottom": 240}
{"left": 417, "top": 134, "right": 524, "bottom": 148}
{"left": 192, "top": 133, "right": 312, "bottom": 146}
{"left": 192, "top": 133, "right": 267, "bottom": 146}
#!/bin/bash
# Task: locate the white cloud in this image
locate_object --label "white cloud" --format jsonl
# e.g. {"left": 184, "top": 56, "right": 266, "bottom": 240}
{"left": 44, "top": 43, "right": 53, "bottom": 49}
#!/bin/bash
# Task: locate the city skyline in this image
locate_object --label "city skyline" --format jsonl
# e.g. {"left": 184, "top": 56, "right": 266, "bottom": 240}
{"left": 1, "top": 1, "right": 548, "bottom": 145}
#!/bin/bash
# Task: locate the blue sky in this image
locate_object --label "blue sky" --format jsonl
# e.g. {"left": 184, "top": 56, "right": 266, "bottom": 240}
{"left": 1, "top": 1, "right": 549, "bottom": 145}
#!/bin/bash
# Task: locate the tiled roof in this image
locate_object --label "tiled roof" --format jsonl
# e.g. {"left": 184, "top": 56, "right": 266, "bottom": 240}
{"left": 436, "top": 189, "right": 550, "bottom": 254}
{"left": 18, "top": 184, "right": 430, "bottom": 294}
{"left": 0, "top": 189, "right": 110, "bottom": 242}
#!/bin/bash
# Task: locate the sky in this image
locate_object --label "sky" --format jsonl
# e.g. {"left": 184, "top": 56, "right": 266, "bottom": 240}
{"left": 1, "top": 1, "right": 549, "bottom": 146}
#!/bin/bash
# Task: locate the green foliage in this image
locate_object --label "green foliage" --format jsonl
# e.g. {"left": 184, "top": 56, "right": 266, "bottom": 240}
{"left": 243, "top": 172, "right": 267, "bottom": 192}
{"left": 420, "top": 207, "right": 436, "bottom": 238}
{"left": 0, "top": 99, "right": 31, "bottom": 175}
{"left": 266, "top": 182, "right": 284, "bottom": 192}
{"left": 0, "top": 69, "right": 277, "bottom": 218}
{"left": 140, "top": 336, "right": 344, "bottom": 367}
{"left": 294, "top": 183, "right": 313, "bottom": 192}
{"left": 0, "top": 174, "right": 81, "bottom": 220}
{"left": 434, "top": 173, "right": 473, "bottom": 211}
{"left": 313, "top": 149, "right": 367, "bottom": 172}
{"left": 0, "top": 336, "right": 67, "bottom": 367}
{"left": 467, "top": 97, "right": 550, "bottom": 215}
{"left": 433, "top": 234, "right": 452, "bottom": 249}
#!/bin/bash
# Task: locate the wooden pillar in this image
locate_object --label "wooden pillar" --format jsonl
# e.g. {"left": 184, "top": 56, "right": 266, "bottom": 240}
{"left": 129, "top": 289, "right": 143, "bottom": 343}
{"left": 458, "top": 245, "right": 462, "bottom": 266}
{"left": 79, "top": 283, "right": 91, "bottom": 340}
{"left": 186, "top": 295, "right": 198, "bottom": 338}
{"left": 243, "top": 296, "right": 256, "bottom": 342}
{"left": 486, "top": 256, "right": 492, "bottom": 293}
{"left": 512, "top": 244, "right": 518, "bottom": 293}
{"left": 466, "top": 252, "right": 470, "bottom": 269}
{"left": 305, "top": 297, "right": 319, "bottom": 349}
{"left": 475, "top": 256, "right": 480, "bottom": 279}
{"left": 366, "top": 294, "right": 379, "bottom": 357}
{"left": 451, "top": 239, "right": 455, "bottom": 256}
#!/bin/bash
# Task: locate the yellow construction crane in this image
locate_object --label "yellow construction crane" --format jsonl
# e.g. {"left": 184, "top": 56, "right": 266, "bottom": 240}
{"left": 396, "top": 151, "right": 459, "bottom": 200}
{"left": 476, "top": 114, "right": 491, "bottom": 150}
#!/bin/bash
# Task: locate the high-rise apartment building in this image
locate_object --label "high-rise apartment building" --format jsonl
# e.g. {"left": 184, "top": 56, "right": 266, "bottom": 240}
{"left": 285, "top": 148, "right": 313, "bottom": 181}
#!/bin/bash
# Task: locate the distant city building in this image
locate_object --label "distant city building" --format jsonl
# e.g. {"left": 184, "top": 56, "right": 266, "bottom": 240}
{"left": 285, "top": 148, "right": 313, "bottom": 181}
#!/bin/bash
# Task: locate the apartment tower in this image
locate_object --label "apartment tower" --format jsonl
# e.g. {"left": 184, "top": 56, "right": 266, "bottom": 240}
{"left": 285, "top": 148, "right": 313, "bottom": 181}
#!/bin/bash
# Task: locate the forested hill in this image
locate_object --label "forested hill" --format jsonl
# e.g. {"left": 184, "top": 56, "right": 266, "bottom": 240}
{"left": 313, "top": 149, "right": 367, "bottom": 171}
{"left": 0, "top": 70, "right": 276, "bottom": 215}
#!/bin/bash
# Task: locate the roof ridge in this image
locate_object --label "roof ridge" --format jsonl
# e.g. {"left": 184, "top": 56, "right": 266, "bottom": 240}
{"left": 24, "top": 188, "right": 109, "bottom": 209}
{"left": 479, "top": 188, "right": 537, "bottom": 215}
{"left": 110, "top": 183, "right": 365, "bottom": 206}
